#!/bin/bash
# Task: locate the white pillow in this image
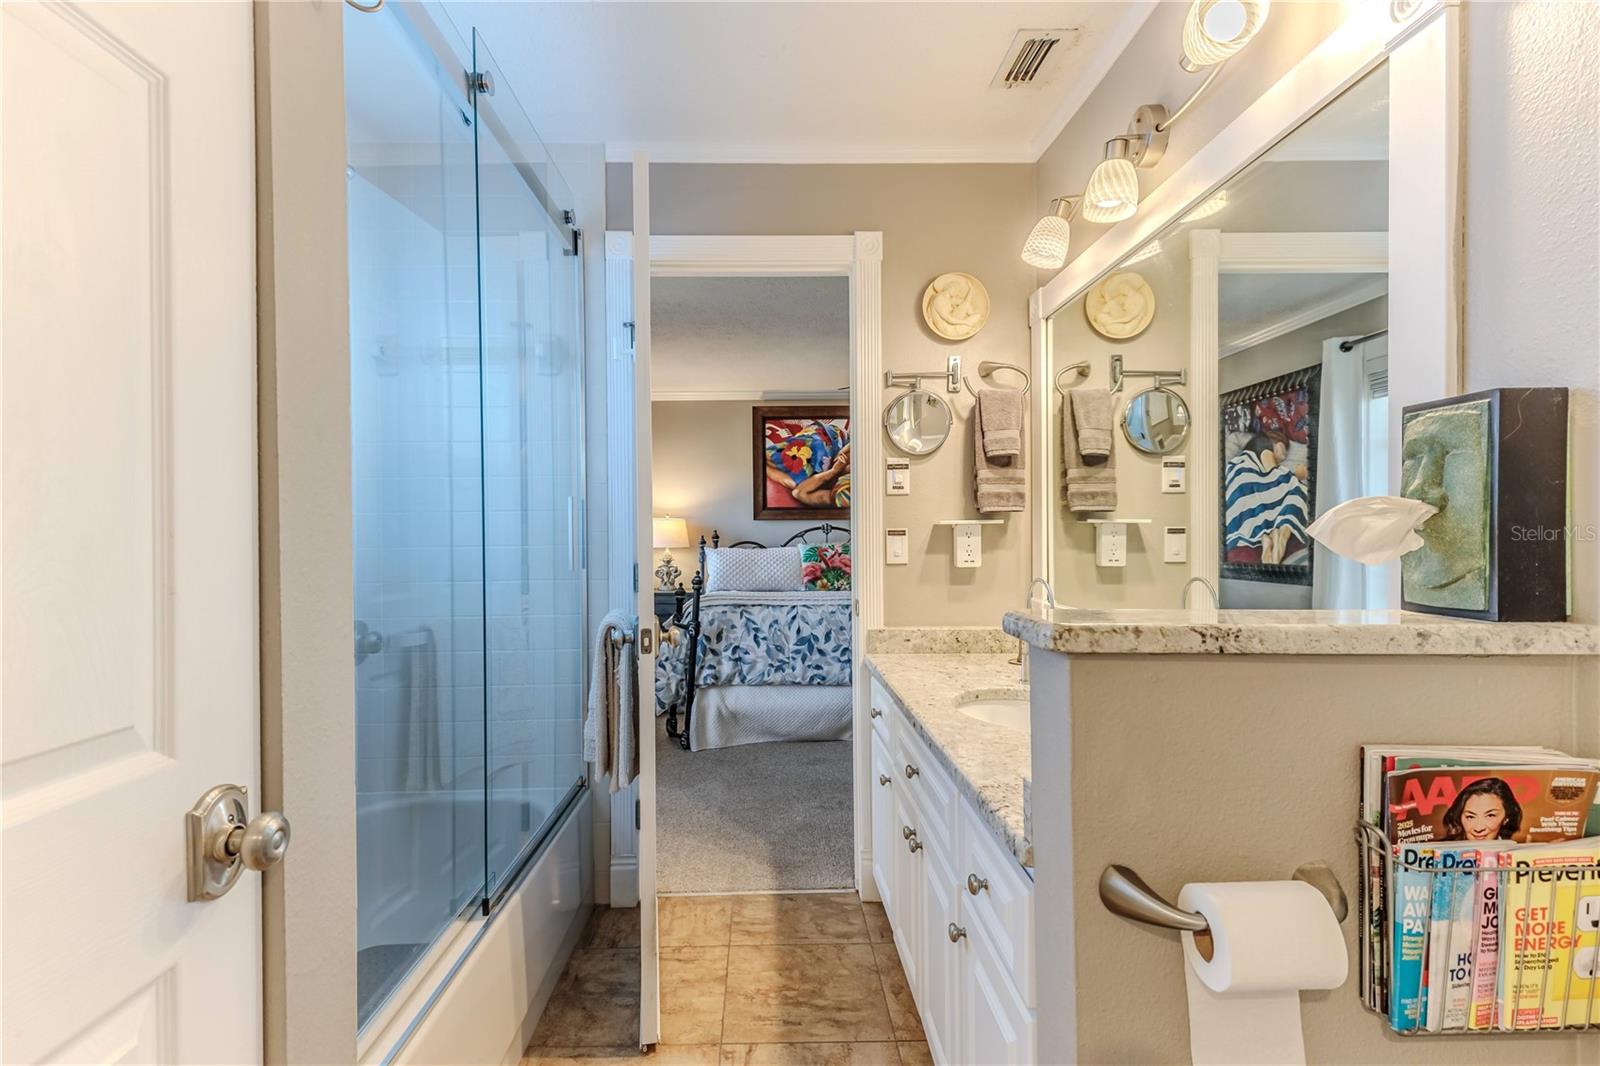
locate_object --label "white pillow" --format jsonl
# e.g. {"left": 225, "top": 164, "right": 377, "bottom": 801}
{"left": 704, "top": 547, "right": 803, "bottom": 592}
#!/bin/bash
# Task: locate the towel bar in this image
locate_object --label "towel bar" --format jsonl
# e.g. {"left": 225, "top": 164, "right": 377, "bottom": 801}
{"left": 1099, "top": 861, "right": 1347, "bottom": 933}
{"left": 608, "top": 628, "right": 634, "bottom": 648}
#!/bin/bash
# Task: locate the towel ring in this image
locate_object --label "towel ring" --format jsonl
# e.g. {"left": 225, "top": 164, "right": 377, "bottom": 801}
{"left": 962, "top": 361, "right": 1031, "bottom": 398}
{"left": 1053, "top": 362, "right": 1091, "bottom": 396}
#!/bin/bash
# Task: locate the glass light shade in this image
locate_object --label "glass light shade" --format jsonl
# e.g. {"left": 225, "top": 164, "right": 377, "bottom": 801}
{"left": 1181, "top": 0, "right": 1269, "bottom": 68}
{"left": 652, "top": 515, "right": 690, "bottom": 549}
{"left": 1181, "top": 191, "right": 1228, "bottom": 223}
{"left": 1021, "top": 212, "right": 1071, "bottom": 269}
{"left": 1081, "top": 157, "right": 1139, "bottom": 223}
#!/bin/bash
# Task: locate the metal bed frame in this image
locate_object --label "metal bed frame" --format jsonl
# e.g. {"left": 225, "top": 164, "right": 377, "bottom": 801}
{"left": 663, "top": 522, "right": 849, "bottom": 750}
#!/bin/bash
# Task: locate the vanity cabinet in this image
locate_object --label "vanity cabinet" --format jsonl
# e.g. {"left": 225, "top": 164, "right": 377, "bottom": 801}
{"left": 868, "top": 679, "right": 1035, "bottom": 1066}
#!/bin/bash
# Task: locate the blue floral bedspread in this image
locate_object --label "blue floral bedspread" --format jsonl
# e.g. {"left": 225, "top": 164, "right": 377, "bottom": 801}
{"left": 655, "top": 592, "right": 852, "bottom": 714}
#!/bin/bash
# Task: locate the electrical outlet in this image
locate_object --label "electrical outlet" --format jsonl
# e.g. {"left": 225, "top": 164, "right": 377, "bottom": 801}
{"left": 953, "top": 523, "right": 982, "bottom": 568}
{"left": 1094, "top": 522, "right": 1127, "bottom": 567}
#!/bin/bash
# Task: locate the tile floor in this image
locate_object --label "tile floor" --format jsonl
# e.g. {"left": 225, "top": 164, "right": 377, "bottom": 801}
{"left": 525, "top": 894, "right": 930, "bottom": 1066}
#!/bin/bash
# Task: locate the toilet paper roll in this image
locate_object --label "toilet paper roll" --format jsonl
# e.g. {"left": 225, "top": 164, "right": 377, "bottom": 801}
{"left": 1178, "top": 881, "right": 1348, "bottom": 1066}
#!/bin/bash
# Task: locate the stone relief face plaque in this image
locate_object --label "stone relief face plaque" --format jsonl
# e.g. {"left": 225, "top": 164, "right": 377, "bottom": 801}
{"left": 1401, "top": 397, "right": 1492, "bottom": 612}
{"left": 921, "top": 272, "right": 990, "bottom": 340}
{"left": 1084, "top": 271, "right": 1156, "bottom": 340}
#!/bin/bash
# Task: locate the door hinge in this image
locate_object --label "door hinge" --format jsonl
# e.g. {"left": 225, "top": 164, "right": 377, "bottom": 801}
{"left": 571, "top": 226, "right": 583, "bottom": 258}
{"left": 635, "top": 799, "right": 640, "bottom": 831}
{"left": 623, "top": 321, "right": 636, "bottom": 350}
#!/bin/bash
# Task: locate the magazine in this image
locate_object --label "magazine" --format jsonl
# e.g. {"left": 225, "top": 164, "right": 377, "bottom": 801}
{"left": 1497, "top": 837, "right": 1600, "bottom": 1030}
{"left": 1391, "top": 841, "right": 1437, "bottom": 1031}
{"left": 1468, "top": 863, "right": 1502, "bottom": 1029}
{"left": 1386, "top": 765, "right": 1600, "bottom": 846}
{"left": 1424, "top": 844, "right": 1506, "bottom": 1031}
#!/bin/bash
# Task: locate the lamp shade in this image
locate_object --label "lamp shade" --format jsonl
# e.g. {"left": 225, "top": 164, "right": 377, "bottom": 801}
{"left": 1181, "top": 0, "right": 1269, "bottom": 69}
{"left": 652, "top": 515, "right": 690, "bottom": 549}
{"left": 1021, "top": 212, "right": 1071, "bottom": 270}
{"left": 1081, "top": 157, "right": 1139, "bottom": 223}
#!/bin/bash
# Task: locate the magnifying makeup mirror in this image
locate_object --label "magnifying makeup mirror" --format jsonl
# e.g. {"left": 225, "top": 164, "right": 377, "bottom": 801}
{"left": 1121, "top": 386, "right": 1191, "bottom": 455}
{"left": 884, "top": 389, "right": 954, "bottom": 455}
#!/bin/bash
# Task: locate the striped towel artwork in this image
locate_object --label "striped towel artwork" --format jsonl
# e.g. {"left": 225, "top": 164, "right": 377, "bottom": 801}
{"left": 1223, "top": 451, "right": 1311, "bottom": 554}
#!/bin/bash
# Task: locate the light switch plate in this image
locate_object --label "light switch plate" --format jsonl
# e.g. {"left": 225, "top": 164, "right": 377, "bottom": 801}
{"left": 1164, "top": 526, "right": 1188, "bottom": 563}
{"left": 886, "top": 528, "right": 909, "bottom": 565}
{"left": 886, "top": 459, "right": 910, "bottom": 496}
{"left": 1161, "top": 457, "right": 1187, "bottom": 493}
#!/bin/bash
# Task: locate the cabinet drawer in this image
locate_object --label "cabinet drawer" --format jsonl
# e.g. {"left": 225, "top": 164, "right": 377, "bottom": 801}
{"left": 958, "top": 797, "right": 1034, "bottom": 1007}
{"left": 868, "top": 678, "right": 891, "bottom": 746}
{"left": 892, "top": 708, "right": 954, "bottom": 832}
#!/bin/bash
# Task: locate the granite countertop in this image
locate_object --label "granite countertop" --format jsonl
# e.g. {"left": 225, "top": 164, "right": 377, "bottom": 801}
{"left": 1003, "top": 607, "right": 1600, "bottom": 657}
{"left": 864, "top": 651, "right": 1033, "bottom": 869}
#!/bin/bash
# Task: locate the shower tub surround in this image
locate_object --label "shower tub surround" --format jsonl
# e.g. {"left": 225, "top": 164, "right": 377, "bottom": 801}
{"left": 1008, "top": 606, "right": 1600, "bottom": 1066}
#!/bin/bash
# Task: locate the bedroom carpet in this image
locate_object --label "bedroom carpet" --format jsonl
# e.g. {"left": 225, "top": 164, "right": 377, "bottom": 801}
{"left": 657, "top": 716, "right": 854, "bottom": 894}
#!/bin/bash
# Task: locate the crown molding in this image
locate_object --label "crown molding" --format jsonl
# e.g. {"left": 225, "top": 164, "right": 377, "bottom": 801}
{"left": 1027, "top": 0, "right": 1162, "bottom": 162}
{"left": 1220, "top": 275, "right": 1389, "bottom": 357}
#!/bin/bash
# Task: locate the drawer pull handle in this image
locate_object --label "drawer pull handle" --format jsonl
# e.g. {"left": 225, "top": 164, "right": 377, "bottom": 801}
{"left": 878, "top": 774, "right": 892, "bottom": 786}
{"left": 908, "top": 838, "right": 923, "bottom": 853}
{"left": 902, "top": 825, "right": 918, "bottom": 840}
{"left": 904, "top": 764, "right": 920, "bottom": 779}
{"left": 967, "top": 874, "right": 989, "bottom": 895}
{"left": 870, "top": 708, "right": 883, "bottom": 719}
{"left": 948, "top": 923, "right": 967, "bottom": 943}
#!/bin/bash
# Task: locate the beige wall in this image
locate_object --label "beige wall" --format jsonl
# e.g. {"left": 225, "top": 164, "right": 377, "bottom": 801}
{"left": 1219, "top": 295, "right": 1387, "bottom": 394}
{"left": 1462, "top": 0, "right": 1600, "bottom": 625}
{"left": 652, "top": 400, "right": 837, "bottom": 564}
{"left": 611, "top": 163, "right": 1039, "bottom": 627}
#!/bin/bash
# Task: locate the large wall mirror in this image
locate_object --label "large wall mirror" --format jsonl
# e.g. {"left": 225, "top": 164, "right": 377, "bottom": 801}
{"left": 1044, "top": 62, "right": 1395, "bottom": 611}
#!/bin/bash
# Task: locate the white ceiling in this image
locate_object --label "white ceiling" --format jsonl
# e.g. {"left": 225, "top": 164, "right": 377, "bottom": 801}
{"left": 652, "top": 276, "right": 849, "bottom": 398}
{"left": 1264, "top": 61, "right": 1389, "bottom": 162}
{"left": 444, "top": 1, "right": 1156, "bottom": 162}
{"left": 1220, "top": 272, "right": 1387, "bottom": 355}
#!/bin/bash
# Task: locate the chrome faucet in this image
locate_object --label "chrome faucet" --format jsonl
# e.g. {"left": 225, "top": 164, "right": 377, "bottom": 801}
{"left": 1013, "top": 578, "right": 1058, "bottom": 683}
{"left": 1181, "top": 576, "right": 1219, "bottom": 609}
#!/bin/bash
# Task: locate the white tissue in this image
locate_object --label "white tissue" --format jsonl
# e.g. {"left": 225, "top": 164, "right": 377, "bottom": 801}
{"left": 1305, "top": 495, "right": 1439, "bottom": 566}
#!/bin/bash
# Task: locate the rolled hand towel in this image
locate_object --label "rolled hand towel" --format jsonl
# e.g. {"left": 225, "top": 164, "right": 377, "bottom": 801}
{"left": 978, "top": 386, "right": 1023, "bottom": 460}
{"left": 1069, "top": 388, "right": 1113, "bottom": 459}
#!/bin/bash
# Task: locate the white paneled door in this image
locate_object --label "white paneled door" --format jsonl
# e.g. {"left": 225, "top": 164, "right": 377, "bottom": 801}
{"left": 2, "top": 2, "right": 261, "bottom": 1063}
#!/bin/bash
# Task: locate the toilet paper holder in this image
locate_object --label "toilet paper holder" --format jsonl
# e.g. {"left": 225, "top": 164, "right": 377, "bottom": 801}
{"left": 1099, "top": 861, "right": 1348, "bottom": 933}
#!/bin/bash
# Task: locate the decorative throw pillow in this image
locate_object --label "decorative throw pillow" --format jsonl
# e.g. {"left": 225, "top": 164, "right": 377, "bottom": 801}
{"left": 704, "top": 547, "right": 803, "bottom": 592}
{"left": 800, "top": 543, "right": 851, "bottom": 591}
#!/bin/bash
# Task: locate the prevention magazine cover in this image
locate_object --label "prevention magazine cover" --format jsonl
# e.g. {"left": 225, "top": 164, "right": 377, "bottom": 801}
{"left": 1497, "top": 837, "right": 1600, "bottom": 1030}
{"left": 1386, "top": 765, "right": 1600, "bottom": 846}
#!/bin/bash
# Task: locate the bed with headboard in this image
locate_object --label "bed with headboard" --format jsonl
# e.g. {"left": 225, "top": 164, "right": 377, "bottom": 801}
{"left": 655, "top": 523, "right": 851, "bottom": 752}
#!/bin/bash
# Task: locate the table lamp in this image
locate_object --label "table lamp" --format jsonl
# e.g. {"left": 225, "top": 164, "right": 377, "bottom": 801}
{"left": 652, "top": 515, "right": 690, "bottom": 590}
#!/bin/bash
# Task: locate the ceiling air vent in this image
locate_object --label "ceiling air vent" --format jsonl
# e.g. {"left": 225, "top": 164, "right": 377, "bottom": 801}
{"left": 991, "top": 29, "right": 1076, "bottom": 90}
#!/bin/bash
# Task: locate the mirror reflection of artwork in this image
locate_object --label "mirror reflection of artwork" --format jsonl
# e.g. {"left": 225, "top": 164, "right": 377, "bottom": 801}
{"left": 1219, "top": 367, "right": 1321, "bottom": 585}
{"left": 753, "top": 406, "right": 851, "bottom": 520}
{"left": 1399, "top": 388, "right": 1569, "bottom": 622}
{"left": 1400, "top": 398, "right": 1491, "bottom": 612}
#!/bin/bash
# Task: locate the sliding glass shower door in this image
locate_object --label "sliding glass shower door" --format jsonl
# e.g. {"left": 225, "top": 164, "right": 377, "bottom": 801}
{"left": 345, "top": 4, "right": 585, "bottom": 1031}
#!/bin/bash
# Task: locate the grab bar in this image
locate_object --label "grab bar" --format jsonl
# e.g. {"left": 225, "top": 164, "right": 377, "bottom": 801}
{"left": 1099, "top": 861, "right": 1347, "bottom": 934}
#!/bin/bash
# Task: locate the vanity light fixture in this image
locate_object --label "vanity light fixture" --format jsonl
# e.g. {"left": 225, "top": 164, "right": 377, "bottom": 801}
{"left": 1022, "top": 0, "right": 1266, "bottom": 266}
{"left": 1181, "top": 190, "right": 1229, "bottom": 223}
{"left": 1021, "top": 197, "right": 1079, "bottom": 270}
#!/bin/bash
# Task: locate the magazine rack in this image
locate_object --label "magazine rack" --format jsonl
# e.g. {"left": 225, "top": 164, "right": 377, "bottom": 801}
{"left": 1355, "top": 822, "right": 1600, "bottom": 1036}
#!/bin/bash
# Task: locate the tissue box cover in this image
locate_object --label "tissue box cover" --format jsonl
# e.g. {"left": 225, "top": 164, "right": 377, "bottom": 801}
{"left": 1399, "top": 387, "right": 1568, "bottom": 622}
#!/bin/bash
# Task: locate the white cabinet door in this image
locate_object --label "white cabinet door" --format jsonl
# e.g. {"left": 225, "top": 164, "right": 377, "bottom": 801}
{"left": 2, "top": 2, "right": 261, "bottom": 1062}
{"left": 962, "top": 927, "right": 1036, "bottom": 1066}
{"left": 870, "top": 732, "right": 897, "bottom": 923}
{"left": 919, "top": 841, "right": 961, "bottom": 1065}
{"left": 892, "top": 789, "right": 923, "bottom": 996}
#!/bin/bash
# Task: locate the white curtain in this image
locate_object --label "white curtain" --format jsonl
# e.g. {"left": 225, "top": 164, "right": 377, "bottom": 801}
{"left": 1312, "top": 337, "right": 1369, "bottom": 609}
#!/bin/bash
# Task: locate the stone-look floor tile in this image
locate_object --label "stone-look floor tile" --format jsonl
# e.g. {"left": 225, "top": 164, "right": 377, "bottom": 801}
{"left": 525, "top": 1046, "right": 719, "bottom": 1066}
{"left": 660, "top": 895, "right": 735, "bottom": 947}
{"left": 871, "top": 943, "right": 923, "bottom": 1040}
{"left": 529, "top": 948, "right": 640, "bottom": 1048}
{"left": 582, "top": 906, "right": 642, "bottom": 949}
{"left": 719, "top": 1042, "right": 901, "bottom": 1065}
{"left": 729, "top": 893, "right": 869, "bottom": 945}
{"left": 895, "top": 1043, "right": 934, "bottom": 1066}
{"left": 862, "top": 902, "right": 893, "bottom": 944}
{"left": 722, "top": 943, "right": 894, "bottom": 1043}
{"left": 659, "top": 946, "right": 728, "bottom": 1045}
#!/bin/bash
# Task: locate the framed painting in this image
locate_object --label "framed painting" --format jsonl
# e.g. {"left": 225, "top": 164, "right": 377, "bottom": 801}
{"left": 1218, "top": 366, "right": 1321, "bottom": 586}
{"left": 753, "top": 406, "right": 851, "bottom": 521}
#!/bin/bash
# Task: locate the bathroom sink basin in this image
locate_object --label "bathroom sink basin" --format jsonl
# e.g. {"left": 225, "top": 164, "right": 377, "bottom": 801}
{"left": 956, "top": 692, "right": 1030, "bottom": 732}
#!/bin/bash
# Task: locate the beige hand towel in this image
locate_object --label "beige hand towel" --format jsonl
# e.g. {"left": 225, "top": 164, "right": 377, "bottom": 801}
{"left": 585, "top": 611, "right": 639, "bottom": 791}
{"left": 1061, "top": 389, "right": 1117, "bottom": 514}
{"left": 978, "top": 386, "right": 1024, "bottom": 460}
{"left": 974, "top": 416, "right": 1026, "bottom": 513}
{"left": 1069, "top": 388, "right": 1113, "bottom": 459}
